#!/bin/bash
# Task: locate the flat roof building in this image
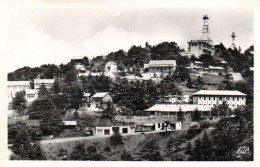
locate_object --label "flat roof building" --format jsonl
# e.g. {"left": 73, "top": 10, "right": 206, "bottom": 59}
{"left": 192, "top": 90, "right": 246, "bottom": 109}
{"left": 146, "top": 60, "right": 177, "bottom": 73}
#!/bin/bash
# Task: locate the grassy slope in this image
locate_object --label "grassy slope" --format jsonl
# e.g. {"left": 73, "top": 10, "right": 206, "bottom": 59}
{"left": 41, "top": 130, "right": 189, "bottom": 160}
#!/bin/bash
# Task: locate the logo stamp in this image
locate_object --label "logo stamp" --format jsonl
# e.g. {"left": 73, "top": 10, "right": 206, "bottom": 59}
{"left": 237, "top": 146, "right": 250, "bottom": 156}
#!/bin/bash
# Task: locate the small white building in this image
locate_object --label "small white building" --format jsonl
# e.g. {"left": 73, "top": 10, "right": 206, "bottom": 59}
{"left": 8, "top": 81, "right": 31, "bottom": 103}
{"left": 105, "top": 61, "right": 117, "bottom": 72}
{"left": 83, "top": 93, "right": 91, "bottom": 102}
{"left": 88, "top": 92, "right": 113, "bottom": 112}
{"left": 75, "top": 64, "right": 87, "bottom": 73}
{"left": 192, "top": 90, "right": 246, "bottom": 109}
{"left": 180, "top": 51, "right": 192, "bottom": 58}
{"left": 62, "top": 121, "right": 77, "bottom": 128}
{"left": 187, "top": 62, "right": 204, "bottom": 72}
{"left": 34, "top": 79, "right": 55, "bottom": 93}
{"left": 95, "top": 126, "right": 135, "bottom": 136}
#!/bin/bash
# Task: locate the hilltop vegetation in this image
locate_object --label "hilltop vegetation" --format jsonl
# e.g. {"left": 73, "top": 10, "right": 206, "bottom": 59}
{"left": 8, "top": 40, "right": 254, "bottom": 161}
{"left": 39, "top": 104, "right": 253, "bottom": 161}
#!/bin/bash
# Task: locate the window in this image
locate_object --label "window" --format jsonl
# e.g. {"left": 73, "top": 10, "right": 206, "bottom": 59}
{"left": 112, "top": 127, "right": 120, "bottom": 133}
{"left": 213, "top": 97, "right": 215, "bottom": 100}
{"left": 96, "top": 103, "right": 99, "bottom": 107}
{"left": 204, "top": 96, "right": 206, "bottom": 100}
{"left": 27, "top": 94, "right": 35, "bottom": 98}
{"left": 233, "top": 97, "right": 235, "bottom": 101}
{"left": 104, "top": 130, "right": 110, "bottom": 135}
{"left": 122, "top": 128, "right": 128, "bottom": 133}
{"left": 209, "top": 97, "right": 211, "bottom": 100}
{"left": 227, "top": 97, "right": 230, "bottom": 101}
{"left": 237, "top": 97, "right": 239, "bottom": 101}
{"left": 219, "top": 97, "right": 222, "bottom": 100}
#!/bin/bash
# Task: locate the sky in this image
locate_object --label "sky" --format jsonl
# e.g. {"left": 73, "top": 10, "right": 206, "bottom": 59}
{"left": 1, "top": 4, "right": 253, "bottom": 72}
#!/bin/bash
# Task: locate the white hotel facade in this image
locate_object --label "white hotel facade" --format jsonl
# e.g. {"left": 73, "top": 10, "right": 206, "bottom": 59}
{"left": 192, "top": 90, "right": 246, "bottom": 109}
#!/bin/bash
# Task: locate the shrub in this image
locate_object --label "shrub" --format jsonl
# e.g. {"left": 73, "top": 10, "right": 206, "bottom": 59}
{"left": 84, "top": 153, "right": 106, "bottom": 161}
{"left": 104, "top": 146, "right": 111, "bottom": 152}
{"left": 87, "top": 145, "right": 97, "bottom": 154}
{"left": 185, "top": 129, "right": 203, "bottom": 140}
{"left": 121, "top": 150, "right": 134, "bottom": 161}
{"left": 110, "top": 133, "right": 124, "bottom": 146}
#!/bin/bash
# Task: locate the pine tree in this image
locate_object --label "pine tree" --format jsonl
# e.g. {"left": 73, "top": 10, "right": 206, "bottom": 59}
{"left": 69, "top": 143, "right": 86, "bottom": 160}
{"left": 177, "top": 108, "right": 184, "bottom": 122}
{"left": 201, "top": 132, "right": 213, "bottom": 160}
{"left": 192, "top": 108, "right": 201, "bottom": 121}
{"left": 51, "top": 79, "right": 60, "bottom": 94}
{"left": 185, "top": 142, "right": 192, "bottom": 155}
{"left": 139, "top": 140, "right": 163, "bottom": 161}
{"left": 189, "top": 138, "right": 202, "bottom": 161}
{"left": 196, "top": 76, "right": 203, "bottom": 90}
{"left": 38, "top": 83, "right": 50, "bottom": 99}
{"left": 12, "top": 91, "right": 27, "bottom": 118}
{"left": 186, "top": 77, "right": 193, "bottom": 88}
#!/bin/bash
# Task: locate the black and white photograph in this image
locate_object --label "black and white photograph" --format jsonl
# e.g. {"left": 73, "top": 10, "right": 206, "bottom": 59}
{"left": 1, "top": 0, "right": 258, "bottom": 166}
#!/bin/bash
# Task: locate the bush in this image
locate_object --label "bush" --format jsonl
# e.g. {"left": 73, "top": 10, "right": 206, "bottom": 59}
{"left": 121, "top": 150, "right": 134, "bottom": 161}
{"left": 87, "top": 145, "right": 97, "bottom": 154}
{"left": 84, "top": 153, "right": 106, "bottom": 161}
{"left": 110, "top": 133, "right": 124, "bottom": 146}
{"left": 104, "top": 146, "right": 111, "bottom": 152}
{"left": 185, "top": 129, "right": 203, "bottom": 140}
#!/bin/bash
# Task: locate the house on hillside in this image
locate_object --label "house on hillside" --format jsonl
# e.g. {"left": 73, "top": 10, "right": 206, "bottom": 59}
{"left": 62, "top": 121, "right": 77, "bottom": 129}
{"left": 34, "top": 79, "right": 55, "bottom": 93}
{"left": 180, "top": 51, "right": 193, "bottom": 58}
{"left": 83, "top": 93, "right": 91, "bottom": 102}
{"left": 8, "top": 81, "right": 31, "bottom": 109}
{"left": 71, "top": 57, "right": 83, "bottom": 64}
{"left": 8, "top": 81, "right": 31, "bottom": 103}
{"left": 208, "top": 66, "right": 224, "bottom": 74}
{"left": 145, "top": 60, "right": 177, "bottom": 73}
{"left": 186, "top": 62, "right": 204, "bottom": 72}
{"left": 192, "top": 90, "right": 246, "bottom": 109}
{"left": 145, "top": 104, "right": 212, "bottom": 119}
{"left": 95, "top": 126, "right": 135, "bottom": 136}
{"left": 75, "top": 64, "right": 87, "bottom": 73}
{"left": 87, "top": 92, "right": 113, "bottom": 112}
{"left": 105, "top": 61, "right": 117, "bottom": 73}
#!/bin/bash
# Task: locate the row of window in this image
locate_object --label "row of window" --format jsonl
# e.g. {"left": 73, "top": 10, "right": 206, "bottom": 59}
{"left": 151, "top": 67, "right": 174, "bottom": 71}
{"left": 198, "top": 103, "right": 240, "bottom": 107}
{"left": 198, "top": 96, "right": 244, "bottom": 101}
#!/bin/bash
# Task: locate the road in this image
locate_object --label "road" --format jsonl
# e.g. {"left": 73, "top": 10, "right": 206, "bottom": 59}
{"left": 40, "top": 129, "right": 185, "bottom": 145}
